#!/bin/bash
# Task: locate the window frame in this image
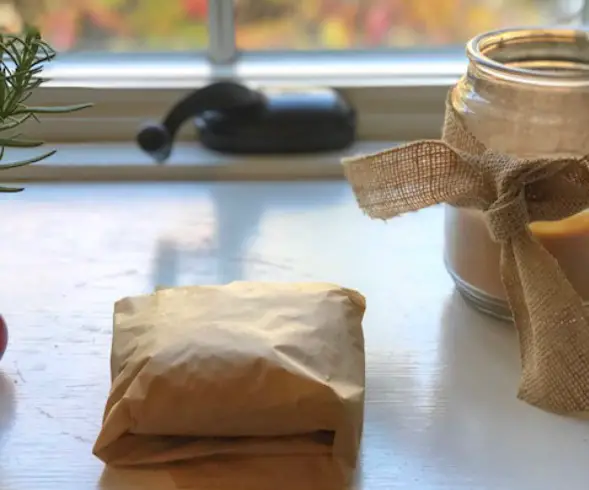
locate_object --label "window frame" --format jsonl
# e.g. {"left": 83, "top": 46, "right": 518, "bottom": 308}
{"left": 22, "top": 0, "right": 473, "bottom": 144}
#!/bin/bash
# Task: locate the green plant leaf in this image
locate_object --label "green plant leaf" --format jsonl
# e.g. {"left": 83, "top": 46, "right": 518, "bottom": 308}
{"left": 12, "top": 103, "right": 94, "bottom": 116}
{"left": 0, "top": 149, "right": 57, "bottom": 170}
{"left": 0, "top": 114, "right": 34, "bottom": 132}
{"left": 0, "top": 137, "right": 44, "bottom": 148}
{"left": 0, "top": 26, "right": 90, "bottom": 192}
{"left": 0, "top": 185, "right": 24, "bottom": 193}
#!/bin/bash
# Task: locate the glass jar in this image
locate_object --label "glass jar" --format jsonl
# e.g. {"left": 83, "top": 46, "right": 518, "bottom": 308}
{"left": 445, "top": 28, "right": 589, "bottom": 320}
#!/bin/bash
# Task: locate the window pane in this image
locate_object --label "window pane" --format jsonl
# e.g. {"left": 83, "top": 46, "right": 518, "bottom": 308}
{"left": 235, "top": 0, "right": 582, "bottom": 50}
{"left": 3, "top": 0, "right": 208, "bottom": 52}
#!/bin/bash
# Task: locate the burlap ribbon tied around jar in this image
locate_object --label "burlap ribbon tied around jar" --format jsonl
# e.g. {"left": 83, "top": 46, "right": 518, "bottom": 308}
{"left": 343, "top": 89, "right": 589, "bottom": 415}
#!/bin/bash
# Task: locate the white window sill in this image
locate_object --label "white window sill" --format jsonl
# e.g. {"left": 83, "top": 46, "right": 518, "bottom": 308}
{"left": 25, "top": 51, "right": 458, "bottom": 143}
{"left": 0, "top": 141, "right": 396, "bottom": 183}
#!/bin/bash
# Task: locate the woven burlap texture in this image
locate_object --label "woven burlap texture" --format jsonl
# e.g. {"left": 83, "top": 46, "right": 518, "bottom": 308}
{"left": 343, "top": 90, "right": 589, "bottom": 415}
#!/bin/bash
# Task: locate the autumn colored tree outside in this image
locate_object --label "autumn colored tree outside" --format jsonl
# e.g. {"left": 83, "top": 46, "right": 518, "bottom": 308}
{"left": 0, "top": 0, "right": 574, "bottom": 52}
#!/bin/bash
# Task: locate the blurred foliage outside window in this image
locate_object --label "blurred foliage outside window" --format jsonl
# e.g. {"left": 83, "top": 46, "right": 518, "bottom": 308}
{"left": 0, "top": 0, "right": 580, "bottom": 52}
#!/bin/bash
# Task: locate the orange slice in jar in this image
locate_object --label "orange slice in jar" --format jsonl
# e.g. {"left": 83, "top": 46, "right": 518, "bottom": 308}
{"left": 529, "top": 211, "right": 589, "bottom": 238}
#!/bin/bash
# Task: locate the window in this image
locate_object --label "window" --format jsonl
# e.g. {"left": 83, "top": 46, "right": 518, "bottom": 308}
{"left": 6, "top": 0, "right": 587, "bottom": 144}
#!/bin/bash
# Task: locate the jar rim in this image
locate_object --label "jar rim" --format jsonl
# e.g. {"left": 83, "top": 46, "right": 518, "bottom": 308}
{"left": 467, "top": 27, "right": 589, "bottom": 86}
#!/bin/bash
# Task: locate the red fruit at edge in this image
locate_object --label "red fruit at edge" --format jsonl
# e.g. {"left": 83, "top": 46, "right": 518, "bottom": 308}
{"left": 0, "top": 315, "right": 7, "bottom": 361}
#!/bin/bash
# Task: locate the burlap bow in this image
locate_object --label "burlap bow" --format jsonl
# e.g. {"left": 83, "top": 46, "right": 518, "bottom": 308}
{"left": 343, "top": 89, "right": 589, "bottom": 414}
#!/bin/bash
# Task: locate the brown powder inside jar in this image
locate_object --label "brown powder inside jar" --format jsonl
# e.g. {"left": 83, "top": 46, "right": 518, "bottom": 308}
{"left": 445, "top": 207, "right": 589, "bottom": 303}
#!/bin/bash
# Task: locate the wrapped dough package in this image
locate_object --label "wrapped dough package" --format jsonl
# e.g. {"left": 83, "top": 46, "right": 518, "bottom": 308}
{"left": 93, "top": 282, "right": 366, "bottom": 483}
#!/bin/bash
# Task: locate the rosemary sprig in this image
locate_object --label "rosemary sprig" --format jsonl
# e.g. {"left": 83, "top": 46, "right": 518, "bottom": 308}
{"left": 0, "top": 26, "right": 92, "bottom": 192}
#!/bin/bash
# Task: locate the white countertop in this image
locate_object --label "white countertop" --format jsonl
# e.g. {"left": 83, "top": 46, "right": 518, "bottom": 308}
{"left": 0, "top": 181, "right": 586, "bottom": 490}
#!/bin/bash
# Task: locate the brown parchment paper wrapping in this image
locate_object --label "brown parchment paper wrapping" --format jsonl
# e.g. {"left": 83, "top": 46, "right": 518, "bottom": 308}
{"left": 343, "top": 88, "right": 589, "bottom": 416}
{"left": 93, "top": 282, "right": 366, "bottom": 483}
